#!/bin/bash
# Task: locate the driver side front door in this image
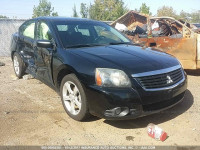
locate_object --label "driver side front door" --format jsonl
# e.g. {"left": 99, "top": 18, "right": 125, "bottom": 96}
{"left": 34, "top": 20, "right": 54, "bottom": 85}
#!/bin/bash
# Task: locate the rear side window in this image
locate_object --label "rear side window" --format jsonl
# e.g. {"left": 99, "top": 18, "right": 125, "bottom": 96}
{"left": 20, "top": 20, "right": 35, "bottom": 39}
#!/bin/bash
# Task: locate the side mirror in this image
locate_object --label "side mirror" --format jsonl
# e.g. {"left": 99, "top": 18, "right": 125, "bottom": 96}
{"left": 37, "top": 40, "right": 53, "bottom": 48}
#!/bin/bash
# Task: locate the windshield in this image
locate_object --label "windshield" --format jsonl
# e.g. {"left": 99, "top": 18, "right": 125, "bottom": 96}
{"left": 52, "top": 20, "right": 130, "bottom": 48}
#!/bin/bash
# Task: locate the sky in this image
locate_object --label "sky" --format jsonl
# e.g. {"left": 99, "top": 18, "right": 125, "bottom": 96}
{"left": 0, "top": 0, "right": 199, "bottom": 19}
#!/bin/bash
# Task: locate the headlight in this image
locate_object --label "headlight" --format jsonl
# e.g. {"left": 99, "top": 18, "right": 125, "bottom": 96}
{"left": 95, "top": 68, "right": 131, "bottom": 87}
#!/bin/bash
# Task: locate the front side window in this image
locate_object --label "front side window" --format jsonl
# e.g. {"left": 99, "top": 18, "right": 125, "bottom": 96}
{"left": 53, "top": 21, "right": 130, "bottom": 48}
{"left": 37, "top": 21, "right": 52, "bottom": 40}
{"left": 21, "top": 21, "right": 35, "bottom": 39}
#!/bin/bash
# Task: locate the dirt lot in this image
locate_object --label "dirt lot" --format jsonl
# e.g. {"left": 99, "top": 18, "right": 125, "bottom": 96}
{"left": 0, "top": 56, "right": 200, "bottom": 146}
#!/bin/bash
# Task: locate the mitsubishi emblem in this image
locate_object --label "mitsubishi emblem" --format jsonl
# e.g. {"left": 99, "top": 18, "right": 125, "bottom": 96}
{"left": 167, "top": 75, "right": 173, "bottom": 84}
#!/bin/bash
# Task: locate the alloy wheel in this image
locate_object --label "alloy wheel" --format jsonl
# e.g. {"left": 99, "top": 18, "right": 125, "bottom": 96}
{"left": 62, "top": 81, "right": 82, "bottom": 115}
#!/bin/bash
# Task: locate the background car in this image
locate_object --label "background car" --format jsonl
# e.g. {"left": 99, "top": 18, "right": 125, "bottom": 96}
{"left": 193, "top": 23, "right": 200, "bottom": 29}
{"left": 111, "top": 11, "right": 200, "bottom": 70}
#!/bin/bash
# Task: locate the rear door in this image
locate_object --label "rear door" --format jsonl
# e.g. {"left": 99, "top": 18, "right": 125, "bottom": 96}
{"left": 34, "top": 20, "right": 54, "bottom": 84}
{"left": 19, "top": 20, "right": 36, "bottom": 74}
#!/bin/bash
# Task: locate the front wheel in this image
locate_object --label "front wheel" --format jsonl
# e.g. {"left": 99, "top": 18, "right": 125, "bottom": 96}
{"left": 13, "top": 52, "right": 26, "bottom": 78}
{"left": 60, "top": 74, "right": 90, "bottom": 121}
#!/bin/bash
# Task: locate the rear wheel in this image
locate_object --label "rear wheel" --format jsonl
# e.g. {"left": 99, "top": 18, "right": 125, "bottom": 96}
{"left": 60, "top": 74, "right": 90, "bottom": 121}
{"left": 13, "top": 52, "right": 26, "bottom": 78}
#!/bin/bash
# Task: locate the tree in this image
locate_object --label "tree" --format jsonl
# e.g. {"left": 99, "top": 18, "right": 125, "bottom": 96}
{"left": 139, "top": 3, "right": 151, "bottom": 15}
{"left": 80, "top": 3, "right": 88, "bottom": 18}
{"left": 178, "top": 10, "right": 191, "bottom": 22}
{"left": 89, "top": 0, "right": 128, "bottom": 21}
{"left": 134, "top": 8, "right": 139, "bottom": 13}
{"left": 72, "top": 4, "right": 79, "bottom": 17}
{"left": 157, "top": 6, "right": 177, "bottom": 18}
{"left": 52, "top": 12, "right": 58, "bottom": 16}
{"left": 0, "top": 15, "right": 9, "bottom": 19}
{"left": 190, "top": 10, "right": 200, "bottom": 23}
{"left": 32, "top": 0, "right": 58, "bottom": 18}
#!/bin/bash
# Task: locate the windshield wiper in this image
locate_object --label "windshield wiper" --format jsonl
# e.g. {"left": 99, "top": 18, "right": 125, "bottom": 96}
{"left": 109, "top": 42, "right": 132, "bottom": 45}
{"left": 66, "top": 44, "right": 105, "bottom": 48}
{"left": 66, "top": 44, "right": 93, "bottom": 48}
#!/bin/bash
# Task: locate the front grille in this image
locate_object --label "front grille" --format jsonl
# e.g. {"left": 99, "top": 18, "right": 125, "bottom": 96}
{"left": 136, "top": 68, "right": 184, "bottom": 90}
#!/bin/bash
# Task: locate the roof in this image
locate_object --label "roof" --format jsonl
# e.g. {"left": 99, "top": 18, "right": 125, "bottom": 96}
{"left": 34, "top": 16, "right": 99, "bottom": 23}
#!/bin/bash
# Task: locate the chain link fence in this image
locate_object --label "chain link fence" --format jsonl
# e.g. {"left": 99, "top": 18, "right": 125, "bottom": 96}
{"left": 0, "top": 19, "right": 27, "bottom": 56}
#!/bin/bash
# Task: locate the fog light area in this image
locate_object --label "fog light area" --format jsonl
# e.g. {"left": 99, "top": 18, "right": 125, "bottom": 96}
{"left": 104, "top": 107, "right": 129, "bottom": 117}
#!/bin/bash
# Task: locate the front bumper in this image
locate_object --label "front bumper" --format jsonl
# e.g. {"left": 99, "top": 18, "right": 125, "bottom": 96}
{"left": 85, "top": 75, "right": 187, "bottom": 120}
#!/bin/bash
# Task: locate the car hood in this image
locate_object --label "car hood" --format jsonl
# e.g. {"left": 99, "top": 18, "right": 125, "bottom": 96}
{"left": 70, "top": 44, "right": 180, "bottom": 75}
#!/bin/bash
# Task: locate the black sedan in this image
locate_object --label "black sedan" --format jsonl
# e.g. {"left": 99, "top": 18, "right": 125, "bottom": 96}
{"left": 10, "top": 17, "right": 187, "bottom": 121}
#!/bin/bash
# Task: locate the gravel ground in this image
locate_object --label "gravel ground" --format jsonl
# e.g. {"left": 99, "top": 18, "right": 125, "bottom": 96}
{"left": 0, "top": 57, "right": 200, "bottom": 146}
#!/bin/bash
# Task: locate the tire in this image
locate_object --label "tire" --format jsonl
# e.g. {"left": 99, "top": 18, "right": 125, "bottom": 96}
{"left": 60, "top": 74, "right": 90, "bottom": 121}
{"left": 13, "top": 52, "right": 26, "bottom": 78}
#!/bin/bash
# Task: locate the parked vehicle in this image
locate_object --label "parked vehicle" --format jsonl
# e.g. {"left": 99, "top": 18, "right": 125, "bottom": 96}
{"left": 10, "top": 17, "right": 187, "bottom": 121}
{"left": 111, "top": 11, "right": 200, "bottom": 70}
{"left": 193, "top": 23, "right": 200, "bottom": 29}
{"left": 192, "top": 23, "right": 200, "bottom": 33}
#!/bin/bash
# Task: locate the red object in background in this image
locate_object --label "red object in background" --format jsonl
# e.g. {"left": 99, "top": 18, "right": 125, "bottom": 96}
{"left": 147, "top": 123, "right": 167, "bottom": 142}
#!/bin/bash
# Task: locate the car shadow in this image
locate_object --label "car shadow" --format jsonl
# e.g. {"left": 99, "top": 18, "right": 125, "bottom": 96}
{"left": 83, "top": 116, "right": 101, "bottom": 122}
{"left": 104, "top": 89, "right": 193, "bottom": 129}
{"left": 185, "top": 69, "right": 200, "bottom": 76}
